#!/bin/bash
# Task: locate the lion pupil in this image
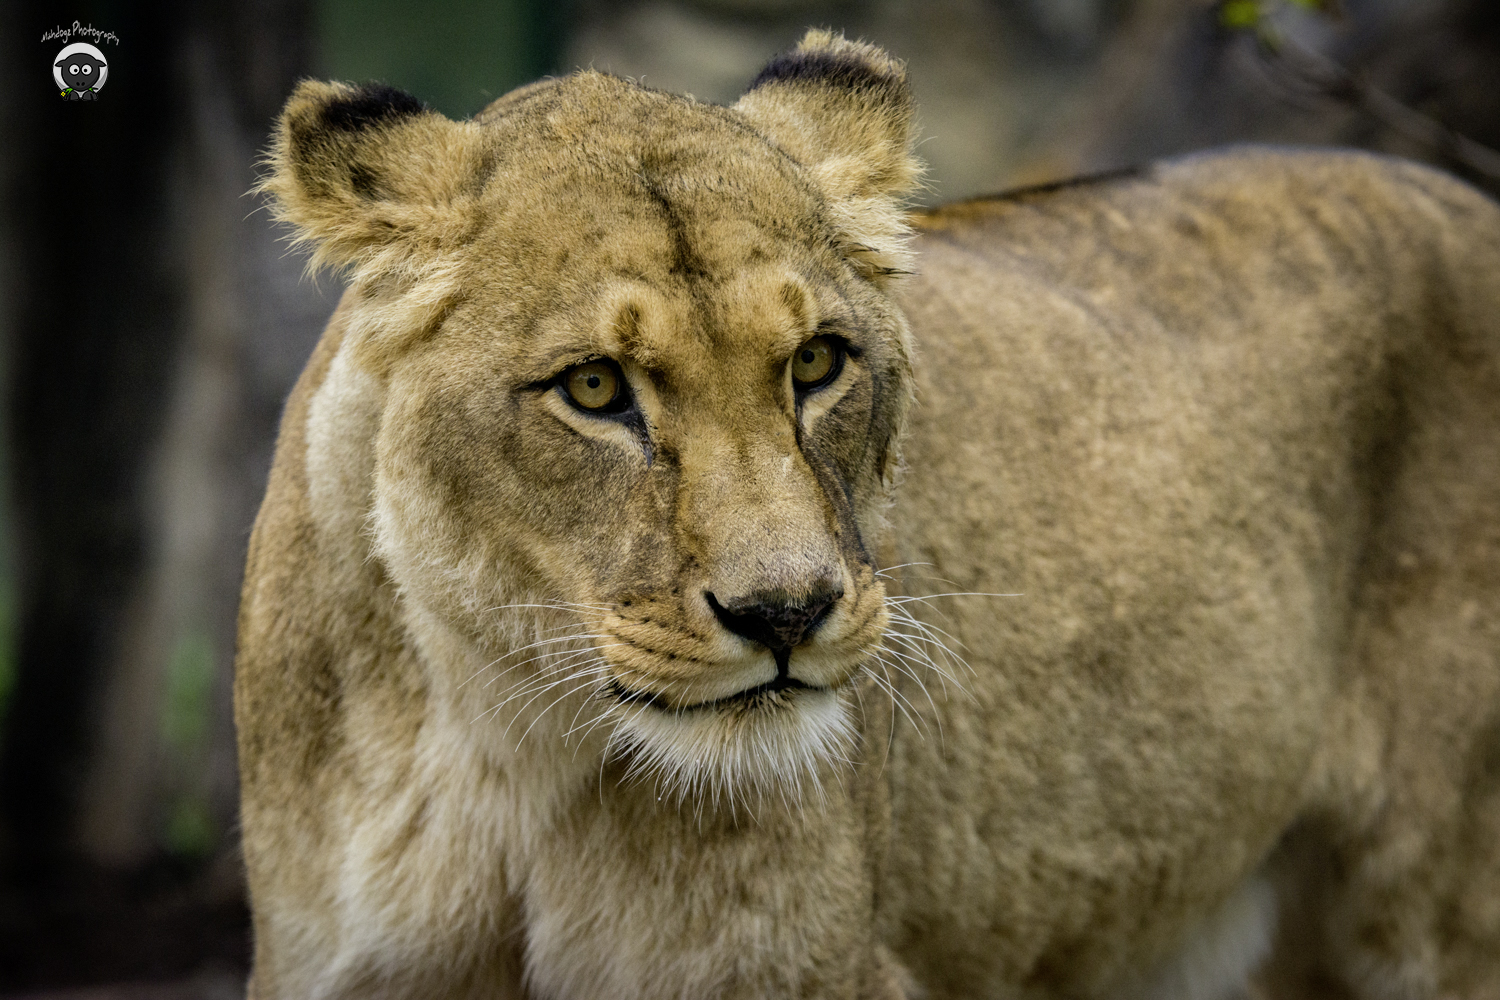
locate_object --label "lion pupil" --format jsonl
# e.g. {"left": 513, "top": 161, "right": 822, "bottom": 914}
{"left": 801, "top": 350, "right": 815, "bottom": 363}
{"left": 587, "top": 375, "right": 601, "bottom": 388}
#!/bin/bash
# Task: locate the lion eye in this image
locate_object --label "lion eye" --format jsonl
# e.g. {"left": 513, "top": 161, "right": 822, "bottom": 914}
{"left": 564, "top": 361, "right": 622, "bottom": 411}
{"left": 791, "top": 336, "right": 838, "bottom": 388}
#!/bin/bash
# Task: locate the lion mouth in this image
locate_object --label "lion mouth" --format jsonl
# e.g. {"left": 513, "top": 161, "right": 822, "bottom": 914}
{"left": 609, "top": 673, "right": 821, "bottom": 713}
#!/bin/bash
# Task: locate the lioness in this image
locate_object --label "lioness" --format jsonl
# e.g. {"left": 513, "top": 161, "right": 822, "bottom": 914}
{"left": 238, "top": 30, "right": 1500, "bottom": 1000}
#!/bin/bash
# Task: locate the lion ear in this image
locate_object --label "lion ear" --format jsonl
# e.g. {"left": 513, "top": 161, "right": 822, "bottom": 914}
{"left": 260, "top": 81, "right": 488, "bottom": 285}
{"left": 734, "top": 31, "right": 921, "bottom": 279}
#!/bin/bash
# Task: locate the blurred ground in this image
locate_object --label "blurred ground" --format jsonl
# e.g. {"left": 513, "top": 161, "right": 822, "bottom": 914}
{"left": 0, "top": 0, "right": 1496, "bottom": 995}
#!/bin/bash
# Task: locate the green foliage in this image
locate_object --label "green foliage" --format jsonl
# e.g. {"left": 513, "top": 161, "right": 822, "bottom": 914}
{"left": 161, "top": 628, "right": 215, "bottom": 858}
{"left": 162, "top": 628, "right": 214, "bottom": 751}
{"left": 165, "top": 794, "right": 215, "bottom": 858}
{"left": 1220, "top": 0, "right": 1262, "bottom": 29}
{"left": 318, "top": 0, "right": 567, "bottom": 120}
{"left": 1219, "top": 0, "right": 1339, "bottom": 31}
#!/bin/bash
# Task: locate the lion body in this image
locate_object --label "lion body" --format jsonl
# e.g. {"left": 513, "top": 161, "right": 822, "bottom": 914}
{"left": 883, "top": 152, "right": 1500, "bottom": 998}
{"left": 237, "top": 34, "right": 1500, "bottom": 1000}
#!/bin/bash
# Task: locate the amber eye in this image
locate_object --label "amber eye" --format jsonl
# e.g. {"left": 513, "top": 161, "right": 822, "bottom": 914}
{"left": 564, "top": 361, "right": 622, "bottom": 411}
{"left": 791, "top": 336, "right": 838, "bottom": 388}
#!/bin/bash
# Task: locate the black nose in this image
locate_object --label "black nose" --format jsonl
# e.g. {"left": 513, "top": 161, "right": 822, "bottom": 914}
{"left": 706, "top": 588, "right": 841, "bottom": 653}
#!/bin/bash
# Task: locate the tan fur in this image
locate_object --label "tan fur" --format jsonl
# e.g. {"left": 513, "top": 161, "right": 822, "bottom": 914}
{"left": 238, "top": 31, "right": 1500, "bottom": 1000}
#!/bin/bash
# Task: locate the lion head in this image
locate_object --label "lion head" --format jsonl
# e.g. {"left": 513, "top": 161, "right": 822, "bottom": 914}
{"left": 261, "top": 31, "right": 923, "bottom": 807}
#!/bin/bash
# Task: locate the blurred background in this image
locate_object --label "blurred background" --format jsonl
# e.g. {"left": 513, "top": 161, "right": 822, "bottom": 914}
{"left": 0, "top": 0, "right": 1496, "bottom": 995}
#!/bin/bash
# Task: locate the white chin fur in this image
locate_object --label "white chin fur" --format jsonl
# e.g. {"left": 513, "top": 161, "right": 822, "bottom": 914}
{"left": 603, "top": 687, "right": 857, "bottom": 812}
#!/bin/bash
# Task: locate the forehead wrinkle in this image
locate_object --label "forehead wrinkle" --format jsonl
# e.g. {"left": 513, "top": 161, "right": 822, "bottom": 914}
{"left": 516, "top": 151, "right": 840, "bottom": 385}
{"left": 630, "top": 152, "right": 823, "bottom": 275}
{"left": 516, "top": 281, "right": 656, "bottom": 379}
{"left": 610, "top": 282, "right": 710, "bottom": 380}
{"left": 706, "top": 268, "right": 833, "bottom": 367}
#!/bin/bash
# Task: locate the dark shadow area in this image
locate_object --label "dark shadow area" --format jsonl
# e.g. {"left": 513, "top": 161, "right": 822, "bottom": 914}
{"left": 0, "top": 860, "right": 250, "bottom": 991}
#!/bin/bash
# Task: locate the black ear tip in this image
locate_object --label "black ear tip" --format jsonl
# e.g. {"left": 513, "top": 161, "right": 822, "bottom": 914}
{"left": 747, "top": 49, "right": 896, "bottom": 94}
{"left": 321, "top": 83, "right": 427, "bottom": 132}
{"left": 744, "top": 32, "right": 906, "bottom": 97}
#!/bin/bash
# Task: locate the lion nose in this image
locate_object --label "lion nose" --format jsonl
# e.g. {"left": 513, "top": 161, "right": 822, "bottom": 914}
{"left": 705, "top": 587, "right": 842, "bottom": 653}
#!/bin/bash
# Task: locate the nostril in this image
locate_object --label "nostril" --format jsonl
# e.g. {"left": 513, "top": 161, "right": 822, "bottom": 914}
{"left": 706, "top": 588, "right": 842, "bottom": 653}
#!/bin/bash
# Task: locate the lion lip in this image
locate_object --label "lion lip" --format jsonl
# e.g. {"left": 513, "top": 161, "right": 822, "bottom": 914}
{"left": 610, "top": 673, "right": 820, "bottom": 712}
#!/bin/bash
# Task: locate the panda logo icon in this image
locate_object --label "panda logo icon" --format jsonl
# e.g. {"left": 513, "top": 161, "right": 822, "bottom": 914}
{"left": 54, "top": 42, "right": 109, "bottom": 101}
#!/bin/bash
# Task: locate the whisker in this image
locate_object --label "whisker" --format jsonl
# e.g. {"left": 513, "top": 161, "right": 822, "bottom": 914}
{"left": 872, "top": 561, "right": 935, "bottom": 581}
{"left": 841, "top": 677, "right": 885, "bottom": 772}
{"left": 566, "top": 694, "right": 619, "bottom": 746}
{"left": 884, "top": 593, "right": 1017, "bottom": 647}
{"left": 863, "top": 659, "right": 925, "bottom": 737}
{"left": 487, "top": 629, "right": 612, "bottom": 665}
{"left": 515, "top": 663, "right": 609, "bottom": 749}
{"left": 872, "top": 667, "right": 900, "bottom": 748}
{"left": 498, "top": 664, "right": 610, "bottom": 738}
{"left": 479, "top": 601, "right": 616, "bottom": 615}
{"left": 852, "top": 672, "right": 895, "bottom": 777}
{"left": 884, "top": 603, "right": 968, "bottom": 648}
{"left": 869, "top": 648, "right": 945, "bottom": 723}
{"left": 482, "top": 645, "right": 608, "bottom": 697}
{"left": 459, "top": 629, "right": 607, "bottom": 688}
{"left": 881, "top": 629, "right": 968, "bottom": 688}
{"left": 471, "top": 646, "right": 621, "bottom": 725}
{"left": 564, "top": 675, "right": 612, "bottom": 736}
{"left": 883, "top": 630, "right": 981, "bottom": 707}
{"left": 490, "top": 643, "right": 626, "bottom": 703}
{"left": 875, "top": 642, "right": 951, "bottom": 695}
{"left": 884, "top": 607, "right": 975, "bottom": 669}
{"left": 885, "top": 590, "right": 1022, "bottom": 601}
{"left": 877, "top": 569, "right": 965, "bottom": 588}
{"left": 479, "top": 637, "right": 619, "bottom": 690}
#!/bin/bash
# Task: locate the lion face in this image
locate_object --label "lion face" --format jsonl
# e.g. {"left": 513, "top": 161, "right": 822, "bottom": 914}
{"left": 264, "top": 39, "right": 921, "bottom": 802}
